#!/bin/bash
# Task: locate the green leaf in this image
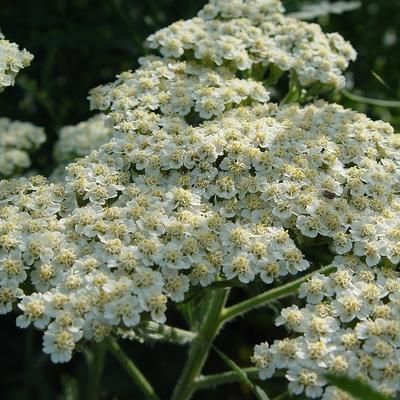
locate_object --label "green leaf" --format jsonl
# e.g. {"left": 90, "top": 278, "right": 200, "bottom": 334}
{"left": 213, "top": 347, "right": 270, "bottom": 400}
{"left": 370, "top": 70, "right": 389, "bottom": 90}
{"left": 324, "top": 374, "right": 391, "bottom": 400}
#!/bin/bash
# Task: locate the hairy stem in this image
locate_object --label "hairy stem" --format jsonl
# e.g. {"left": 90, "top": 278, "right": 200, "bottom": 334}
{"left": 171, "top": 288, "right": 230, "bottom": 400}
{"left": 193, "top": 367, "right": 259, "bottom": 390}
{"left": 220, "top": 265, "right": 336, "bottom": 324}
{"left": 107, "top": 338, "right": 160, "bottom": 400}
{"left": 119, "top": 321, "right": 196, "bottom": 344}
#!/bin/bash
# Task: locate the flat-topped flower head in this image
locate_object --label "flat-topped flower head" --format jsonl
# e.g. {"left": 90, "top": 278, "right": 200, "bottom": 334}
{"left": 2, "top": 98, "right": 400, "bottom": 365}
{"left": 88, "top": 56, "right": 269, "bottom": 129}
{"left": 146, "top": 1, "right": 356, "bottom": 88}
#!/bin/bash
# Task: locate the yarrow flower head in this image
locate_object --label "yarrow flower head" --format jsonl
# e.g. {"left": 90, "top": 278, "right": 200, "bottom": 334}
{"left": 146, "top": 0, "right": 356, "bottom": 88}
{"left": 0, "top": 118, "right": 46, "bottom": 177}
{"left": 53, "top": 114, "right": 114, "bottom": 164}
{"left": 0, "top": 31, "right": 33, "bottom": 92}
{"left": 2, "top": 98, "right": 400, "bottom": 366}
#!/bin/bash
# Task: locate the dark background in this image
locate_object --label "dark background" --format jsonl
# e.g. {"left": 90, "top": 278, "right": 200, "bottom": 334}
{"left": 0, "top": 0, "right": 399, "bottom": 399}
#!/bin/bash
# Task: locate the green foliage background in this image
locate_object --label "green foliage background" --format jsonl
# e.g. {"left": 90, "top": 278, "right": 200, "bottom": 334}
{"left": 0, "top": 0, "right": 399, "bottom": 399}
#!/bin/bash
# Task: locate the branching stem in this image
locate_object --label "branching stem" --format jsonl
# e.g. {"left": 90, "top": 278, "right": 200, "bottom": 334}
{"left": 220, "top": 265, "right": 336, "bottom": 324}
{"left": 171, "top": 288, "right": 230, "bottom": 400}
{"left": 193, "top": 367, "right": 259, "bottom": 390}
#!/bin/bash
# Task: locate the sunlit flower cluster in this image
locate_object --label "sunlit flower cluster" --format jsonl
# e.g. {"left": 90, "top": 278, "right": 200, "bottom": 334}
{"left": 0, "top": 118, "right": 46, "bottom": 177}
{"left": 89, "top": 55, "right": 270, "bottom": 123}
{"left": 0, "top": 31, "right": 33, "bottom": 91}
{"left": 147, "top": 0, "right": 356, "bottom": 88}
{"left": 252, "top": 256, "right": 400, "bottom": 398}
{"left": 1, "top": 99, "right": 400, "bottom": 365}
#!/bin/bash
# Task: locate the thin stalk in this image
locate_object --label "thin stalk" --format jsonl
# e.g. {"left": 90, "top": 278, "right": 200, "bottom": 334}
{"left": 281, "top": 71, "right": 301, "bottom": 104}
{"left": 124, "top": 320, "right": 196, "bottom": 344}
{"left": 341, "top": 88, "right": 400, "bottom": 107}
{"left": 271, "top": 390, "right": 289, "bottom": 400}
{"left": 107, "top": 338, "right": 160, "bottom": 400}
{"left": 281, "top": 87, "right": 299, "bottom": 105}
{"left": 220, "top": 265, "right": 336, "bottom": 324}
{"left": 171, "top": 288, "right": 230, "bottom": 400}
{"left": 264, "top": 64, "right": 283, "bottom": 85}
{"left": 193, "top": 367, "right": 259, "bottom": 390}
{"left": 86, "top": 341, "right": 106, "bottom": 400}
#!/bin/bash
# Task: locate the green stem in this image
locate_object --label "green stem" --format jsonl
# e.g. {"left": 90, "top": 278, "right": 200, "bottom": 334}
{"left": 341, "top": 88, "right": 400, "bottom": 107}
{"left": 107, "top": 338, "right": 160, "bottom": 400}
{"left": 271, "top": 390, "right": 289, "bottom": 400}
{"left": 193, "top": 367, "right": 259, "bottom": 390}
{"left": 281, "top": 71, "right": 301, "bottom": 104}
{"left": 86, "top": 341, "right": 106, "bottom": 400}
{"left": 264, "top": 64, "right": 283, "bottom": 85}
{"left": 129, "top": 321, "right": 197, "bottom": 344}
{"left": 220, "top": 265, "right": 336, "bottom": 324}
{"left": 171, "top": 288, "right": 230, "bottom": 400}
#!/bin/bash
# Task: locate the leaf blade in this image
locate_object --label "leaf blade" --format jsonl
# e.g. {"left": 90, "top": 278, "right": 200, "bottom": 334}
{"left": 213, "top": 346, "right": 270, "bottom": 400}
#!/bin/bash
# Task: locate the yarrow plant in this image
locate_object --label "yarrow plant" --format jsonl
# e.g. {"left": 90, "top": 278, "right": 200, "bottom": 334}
{"left": 0, "top": 0, "right": 399, "bottom": 399}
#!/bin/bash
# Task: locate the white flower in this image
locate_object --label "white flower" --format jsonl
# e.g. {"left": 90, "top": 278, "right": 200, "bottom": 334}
{"left": 276, "top": 305, "right": 310, "bottom": 332}
{"left": 104, "top": 295, "right": 142, "bottom": 327}
{"left": 16, "top": 294, "right": 50, "bottom": 329}
{"left": 162, "top": 269, "right": 190, "bottom": 302}
{"left": 332, "top": 290, "right": 368, "bottom": 323}
{"left": 223, "top": 252, "right": 255, "bottom": 283}
{"left": 0, "top": 279, "right": 23, "bottom": 314}
{"left": 43, "top": 325, "right": 82, "bottom": 363}
{"left": 299, "top": 273, "right": 333, "bottom": 304}
{"left": 251, "top": 342, "right": 276, "bottom": 379}
{"left": 254, "top": 258, "right": 286, "bottom": 284}
{"left": 140, "top": 293, "right": 168, "bottom": 324}
{"left": 286, "top": 366, "right": 325, "bottom": 398}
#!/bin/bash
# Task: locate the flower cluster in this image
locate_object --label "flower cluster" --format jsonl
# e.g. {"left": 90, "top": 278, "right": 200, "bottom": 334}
{"left": 53, "top": 114, "right": 114, "bottom": 164}
{"left": 147, "top": 0, "right": 356, "bottom": 88}
{"left": 0, "top": 118, "right": 46, "bottom": 177}
{"left": 1, "top": 99, "right": 400, "bottom": 365}
{"left": 252, "top": 256, "right": 400, "bottom": 398}
{"left": 0, "top": 31, "right": 33, "bottom": 92}
{"left": 89, "top": 56, "right": 270, "bottom": 124}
